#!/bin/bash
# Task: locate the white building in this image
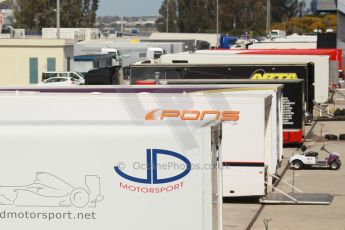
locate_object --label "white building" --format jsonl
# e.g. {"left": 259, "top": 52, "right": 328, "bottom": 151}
{"left": 0, "top": 39, "right": 74, "bottom": 85}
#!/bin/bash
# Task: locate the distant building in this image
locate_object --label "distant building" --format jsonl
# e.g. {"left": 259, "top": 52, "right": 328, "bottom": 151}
{"left": 317, "top": 0, "right": 345, "bottom": 67}
{"left": 0, "top": 39, "right": 74, "bottom": 85}
{"left": 316, "top": 0, "right": 337, "bottom": 12}
{"left": 42, "top": 28, "right": 100, "bottom": 41}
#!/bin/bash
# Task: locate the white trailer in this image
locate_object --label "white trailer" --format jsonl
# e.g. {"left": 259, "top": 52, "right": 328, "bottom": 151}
{"left": 0, "top": 92, "right": 222, "bottom": 230}
{"left": 149, "top": 32, "right": 218, "bottom": 47}
{"left": 248, "top": 41, "right": 317, "bottom": 49}
{"left": 195, "top": 49, "right": 340, "bottom": 85}
{"left": 249, "top": 34, "right": 317, "bottom": 49}
{"left": 74, "top": 41, "right": 183, "bottom": 67}
{"left": 128, "top": 89, "right": 277, "bottom": 193}
{"left": 187, "top": 84, "right": 283, "bottom": 169}
{"left": 159, "top": 53, "right": 330, "bottom": 103}
{"left": 0, "top": 86, "right": 276, "bottom": 198}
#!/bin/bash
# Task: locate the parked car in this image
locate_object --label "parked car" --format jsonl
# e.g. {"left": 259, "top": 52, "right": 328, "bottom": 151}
{"left": 38, "top": 77, "right": 83, "bottom": 86}
{"left": 42, "top": 71, "right": 85, "bottom": 84}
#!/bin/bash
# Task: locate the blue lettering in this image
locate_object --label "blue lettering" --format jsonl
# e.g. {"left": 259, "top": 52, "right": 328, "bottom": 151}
{"left": 114, "top": 149, "right": 191, "bottom": 184}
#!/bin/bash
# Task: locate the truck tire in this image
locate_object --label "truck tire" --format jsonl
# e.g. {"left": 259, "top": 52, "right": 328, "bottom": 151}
{"left": 339, "top": 134, "right": 345, "bottom": 141}
{"left": 325, "top": 134, "right": 338, "bottom": 141}
{"left": 330, "top": 160, "right": 341, "bottom": 170}
{"left": 292, "top": 160, "right": 303, "bottom": 170}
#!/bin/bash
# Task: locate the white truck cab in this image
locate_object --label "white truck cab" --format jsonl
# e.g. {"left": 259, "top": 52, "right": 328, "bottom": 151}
{"left": 101, "top": 47, "right": 121, "bottom": 66}
{"left": 146, "top": 47, "right": 164, "bottom": 60}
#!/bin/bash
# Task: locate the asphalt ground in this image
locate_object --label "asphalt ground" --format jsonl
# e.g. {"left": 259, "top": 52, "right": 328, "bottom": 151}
{"left": 223, "top": 121, "right": 345, "bottom": 230}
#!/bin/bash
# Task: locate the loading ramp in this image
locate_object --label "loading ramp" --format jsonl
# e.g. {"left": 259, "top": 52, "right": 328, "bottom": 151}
{"left": 260, "top": 174, "right": 333, "bottom": 205}
{"left": 260, "top": 193, "right": 333, "bottom": 205}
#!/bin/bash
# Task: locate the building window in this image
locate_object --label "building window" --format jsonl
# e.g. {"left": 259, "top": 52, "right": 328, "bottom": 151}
{"left": 67, "top": 57, "right": 71, "bottom": 71}
{"left": 29, "top": 58, "right": 38, "bottom": 84}
{"left": 47, "top": 57, "right": 56, "bottom": 71}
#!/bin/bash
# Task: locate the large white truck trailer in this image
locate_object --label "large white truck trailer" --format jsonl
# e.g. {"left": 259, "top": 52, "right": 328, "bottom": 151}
{"left": 158, "top": 53, "right": 330, "bottom": 104}
{"left": 129, "top": 63, "right": 305, "bottom": 145}
{"left": 0, "top": 92, "right": 222, "bottom": 230}
{"left": 195, "top": 49, "right": 341, "bottom": 84}
{"left": 0, "top": 86, "right": 277, "bottom": 198}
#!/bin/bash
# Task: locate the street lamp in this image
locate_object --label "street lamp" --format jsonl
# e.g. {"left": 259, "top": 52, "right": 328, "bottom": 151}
{"left": 266, "top": 0, "right": 270, "bottom": 36}
{"left": 120, "top": 0, "right": 124, "bottom": 33}
{"left": 166, "top": 0, "right": 169, "bottom": 32}
{"left": 57, "top": 0, "right": 60, "bottom": 39}
{"left": 216, "top": 0, "right": 219, "bottom": 47}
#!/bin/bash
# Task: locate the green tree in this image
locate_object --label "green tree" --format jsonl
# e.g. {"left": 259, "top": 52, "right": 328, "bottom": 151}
{"left": 218, "top": 0, "right": 266, "bottom": 35}
{"left": 86, "top": 0, "right": 99, "bottom": 27}
{"left": 156, "top": 0, "right": 178, "bottom": 32}
{"left": 14, "top": 0, "right": 99, "bottom": 30}
{"left": 157, "top": 0, "right": 299, "bottom": 35}
{"left": 272, "top": 14, "right": 337, "bottom": 34}
{"left": 176, "top": 0, "right": 214, "bottom": 33}
{"left": 0, "top": 0, "right": 14, "bottom": 9}
{"left": 271, "top": 0, "right": 298, "bottom": 23}
{"left": 59, "top": 0, "right": 99, "bottom": 27}
{"left": 35, "top": 0, "right": 55, "bottom": 28}
{"left": 14, "top": 0, "right": 37, "bottom": 29}
{"left": 60, "top": 0, "right": 83, "bottom": 27}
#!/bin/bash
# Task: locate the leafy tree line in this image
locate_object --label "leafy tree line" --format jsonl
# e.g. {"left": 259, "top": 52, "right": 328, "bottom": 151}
{"left": 0, "top": 0, "right": 14, "bottom": 9}
{"left": 156, "top": 0, "right": 299, "bottom": 35}
{"left": 272, "top": 14, "right": 337, "bottom": 34}
{"left": 11, "top": 0, "right": 99, "bottom": 30}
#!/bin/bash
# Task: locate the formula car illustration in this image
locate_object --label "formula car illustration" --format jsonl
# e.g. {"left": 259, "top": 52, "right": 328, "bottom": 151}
{"left": 0, "top": 172, "right": 104, "bottom": 208}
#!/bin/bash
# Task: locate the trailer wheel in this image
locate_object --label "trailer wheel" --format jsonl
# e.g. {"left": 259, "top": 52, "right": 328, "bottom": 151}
{"left": 330, "top": 161, "right": 341, "bottom": 170}
{"left": 292, "top": 160, "right": 303, "bottom": 170}
{"left": 325, "top": 134, "right": 338, "bottom": 141}
{"left": 339, "top": 134, "right": 345, "bottom": 141}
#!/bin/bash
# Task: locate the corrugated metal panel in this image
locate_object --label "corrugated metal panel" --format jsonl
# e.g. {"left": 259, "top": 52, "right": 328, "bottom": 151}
{"left": 317, "top": 0, "right": 337, "bottom": 11}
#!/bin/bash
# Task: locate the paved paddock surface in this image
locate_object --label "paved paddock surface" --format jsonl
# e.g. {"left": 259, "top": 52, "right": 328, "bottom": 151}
{"left": 223, "top": 121, "right": 345, "bottom": 230}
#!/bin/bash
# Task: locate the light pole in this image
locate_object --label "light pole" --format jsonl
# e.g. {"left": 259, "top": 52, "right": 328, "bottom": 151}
{"left": 120, "top": 0, "right": 124, "bottom": 33}
{"left": 266, "top": 0, "right": 270, "bottom": 36}
{"left": 216, "top": 0, "right": 219, "bottom": 47}
{"left": 166, "top": 0, "right": 169, "bottom": 32}
{"left": 57, "top": 0, "right": 60, "bottom": 39}
{"left": 244, "top": 7, "right": 247, "bottom": 33}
